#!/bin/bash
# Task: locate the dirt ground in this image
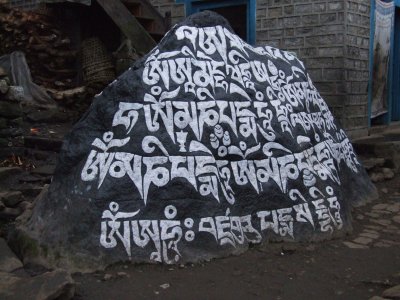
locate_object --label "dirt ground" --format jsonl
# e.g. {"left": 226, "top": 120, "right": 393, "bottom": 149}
{"left": 71, "top": 175, "right": 400, "bottom": 300}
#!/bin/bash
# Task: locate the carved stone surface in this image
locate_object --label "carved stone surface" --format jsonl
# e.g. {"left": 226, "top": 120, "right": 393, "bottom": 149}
{"left": 15, "top": 12, "right": 377, "bottom": 272}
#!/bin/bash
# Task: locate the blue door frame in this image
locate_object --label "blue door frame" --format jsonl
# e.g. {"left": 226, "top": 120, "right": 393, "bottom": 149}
{"left": 393, "top": 7, "right": 400, "bottom": 121}
{"left": 368, "top": 0, "right": 400, "bottom": 125}
{"left": 176, "top": 0, "right": 256, "bottom": 45}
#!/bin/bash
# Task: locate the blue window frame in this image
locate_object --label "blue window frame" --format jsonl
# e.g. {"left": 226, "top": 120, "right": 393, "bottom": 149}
{"left": 368, "top": 0, "right": 400, "bottom": 125}
{"left": 176, "top": 0, "right": 256, "bottom": 45}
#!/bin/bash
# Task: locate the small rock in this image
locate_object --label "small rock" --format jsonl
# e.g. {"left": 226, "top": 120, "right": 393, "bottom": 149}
{"left": 391, "top": 196, "right": 400, "bottom": 202}
{"left": 365, "top": 212, "right": 380, "bottom": 218}
{"left": 383, "top": 284, "right": 400, "bottom": 299}
{"left": 18, "top": 186, "right": 43, "bottom": 198}
{"left": 18, "top": 201, "right": 32, "bottom": 211}
{"left": 362, "top": 158, "right": 385, "bottom": 170}
{"left": 282, "top": 243, "right": 297, "bottom": 253}
{"left": 0, "top": 79, "right": 9, "bottom": 94}
{"left": 8, "top": 117, "right": 23, "bottom": 127}
{"left": 387, "top": 225, "right": 399, "bottom": 230}
{"left": 381, "top": 239, "right": 399, "bottom": 245}
{"left": 371, "top": 172, "right": 385, "bottom": 183}
{"left": 386, "top": 204, "right": 400, "bottom": 213}
{"left": 0, "top": 207, "right": 22, "bottom": 220}
{"left": 5, "top": 86, "right": 24, "bottom": 102}
{"left": 116, "top": 272, "right": 128, "bottom": 278}
{"left": 374, "top": 242, "right": 391, "bottom": 248}
{"left": 353, "top": 237, "right": 374, "bottom": 245}
{"left": 0, "top": 128, "right": 24, "bottom": 138}
{"left": 160, "top": 283, "right": 170, "bottom": 289}
{"left": 27, "top": 109, "right": 58, "bottom": 123}
{"left": 369, "top": 296, "right": 388, "bottom": 300}
{"left": 343, "top": 241, "right": 368, "bottom": 249}
{"left": 393, "top": 216, "right": 400, "bottom": 224}
{"left": 0, "top": 269, "right": 75, "bottom": 300}
{"left": 0, "top": 238, "right": 23, "bottom": 272}
{"left": 335, "top": 290, "right": 344, "bottom": 296}
{"left": 381, "top": 188, "right": 389, "bottom": 194}
{"left": 0, "top": 67, "right": 7, "bottom": 77}
{"left": 360, "top": 232, "right": 380, "bottom": 239}
{"left": 0, "top": 167, "right": 22, "bottom": 180}
{"left": 364, "top": 229, "right": 379, "bottom": 234}
{"left": 373, "top": 204, "right": 389, "bottom": 211}
{"left": 19, "top": 174, "right": 48, "bottom": 184}
{"left": 382, "top": 229, "right": 398, "bottom": 234}
{"left": 382, "top": 168, "right": 395, "bottom": 180}
{"left": 305, "top": 244, "right": 316, "bottom": 251}
{"left": 0, "top": 191, "right": 23, "bottom": 207}
{"left": 365, "top": 225, "right": 383, "bottom": 231}
{"left": 356, "top": 214, "right": 365, "bottom": 220}
{"left": 103, "top": 273, "right": 113, "bottom": 281}
{"left": 0, "top": 118, "right": 7, "bottom": 129}
{"left": 30, "top": 165, "right": 56, "bottom": 176}
{"left": 371, "top": 219, "right": 392, "bottom": 226}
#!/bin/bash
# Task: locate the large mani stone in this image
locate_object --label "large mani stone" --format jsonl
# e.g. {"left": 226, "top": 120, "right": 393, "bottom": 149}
{"left": 15, "top": 11, "right": 377, "bottom": 272}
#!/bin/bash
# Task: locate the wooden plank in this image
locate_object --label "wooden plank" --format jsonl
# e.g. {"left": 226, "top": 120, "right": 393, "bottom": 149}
{"left": 96, "top": 0, "right": 156, "bottom": 53}
{"left": 123, "top": 0, "right": 168, "bottom": 33}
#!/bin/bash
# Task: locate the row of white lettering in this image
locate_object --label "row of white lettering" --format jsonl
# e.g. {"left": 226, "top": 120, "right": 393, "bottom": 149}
{"left": 100, "top": 198, "right": 342, "bottom": 263}
{"left": 82, "top": 139, "right": 359, "bottom": 204}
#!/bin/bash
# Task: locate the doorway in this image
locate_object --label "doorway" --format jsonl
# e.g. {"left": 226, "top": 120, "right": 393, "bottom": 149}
{"left": 177, "top": 0, "right": 256, "bottom": 45}
{"left": 208, "top": 4, "right": 247, "bottom": 41}
{"left": 392, "top": 7, "right": 400, "bottom": 121}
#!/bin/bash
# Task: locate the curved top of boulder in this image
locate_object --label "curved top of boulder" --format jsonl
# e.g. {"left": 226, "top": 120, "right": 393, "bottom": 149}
{"left": 179, "top": 10, "right": 234, "bottom": 31}
{"left": 15, "top": 12, "right": 377, "bottom": 272}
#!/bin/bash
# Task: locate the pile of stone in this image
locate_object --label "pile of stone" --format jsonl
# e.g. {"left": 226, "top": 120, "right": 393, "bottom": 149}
{"left": 0, "top": 189, "right": 30, "bottom": 221}
{"left": 0, "top": 67, "right": 25, "bottom": 150}
{"left": 0, "top": 237, "right": 75, "bottom": 300}
{"left": 361, "top": 157, "right": 396, "bottom": 183}
{"left": 0, "top": 4, "right": 77, "bottom": 91}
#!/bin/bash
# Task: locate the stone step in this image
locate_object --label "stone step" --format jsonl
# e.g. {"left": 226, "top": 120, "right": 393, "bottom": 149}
{"left": 0, "top": 269, "right": 75, "bottom": 300}
{"left": 0, "top": 238, "right": 23, "bottom": 273}
{"left": 358, "top": 157, "right": 386, "bottom": 171}
{"left": 353, "top": 141, "right": 400, "bottom": 171}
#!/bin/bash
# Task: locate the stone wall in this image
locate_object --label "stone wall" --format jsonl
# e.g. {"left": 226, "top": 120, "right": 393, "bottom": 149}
{"left": 256, "top": 0, "right": 370, "bottom": 138}
{"left": 343, "top": 0, "right": 370, "bottom": 138}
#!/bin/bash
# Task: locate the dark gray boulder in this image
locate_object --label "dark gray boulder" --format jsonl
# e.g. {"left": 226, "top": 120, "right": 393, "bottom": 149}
{"left": 13, "top": 12, "right": 377, "bottom": 272}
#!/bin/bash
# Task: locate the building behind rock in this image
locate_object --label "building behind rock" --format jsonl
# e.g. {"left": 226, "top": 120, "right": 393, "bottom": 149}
{"left": 4, "top": 0, "right": 400, "bottom": 140}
